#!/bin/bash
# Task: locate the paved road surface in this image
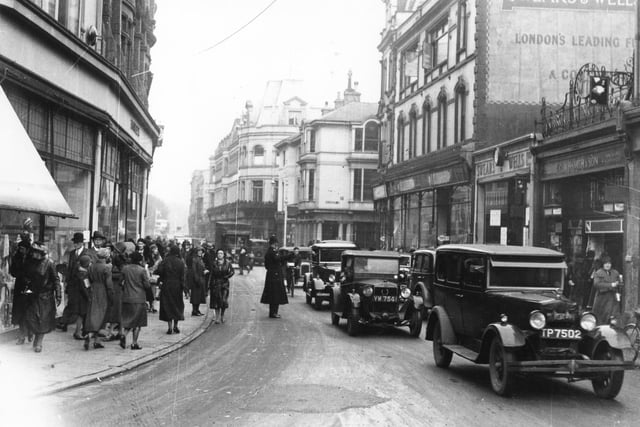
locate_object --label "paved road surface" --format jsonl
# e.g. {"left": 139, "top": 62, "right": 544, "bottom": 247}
{"left": 32, "top": 268, "right": 640, "bottom": 426}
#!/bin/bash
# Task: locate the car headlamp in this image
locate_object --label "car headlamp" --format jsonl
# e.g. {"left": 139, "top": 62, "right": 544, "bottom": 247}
{"left": 362, "top": 286, "right": 373, "bottom": 297}
{"left": 328, "top": 274, "right": 335, "bottom": 283}
{"left": 580, "top": 313, "right": 596, "bottom": 331}
{"left": 529, "top": 310, "right": 546, "bottom": 330}
{"left": 400, "top": 287, "right": 411, "bottom": 299}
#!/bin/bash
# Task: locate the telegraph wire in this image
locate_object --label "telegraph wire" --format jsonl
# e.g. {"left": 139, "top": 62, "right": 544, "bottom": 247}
{"left": 197, "top": 0, "right": 279, "bottom": 55}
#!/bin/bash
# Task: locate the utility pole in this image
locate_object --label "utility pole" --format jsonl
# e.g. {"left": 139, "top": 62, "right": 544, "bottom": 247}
{"left": 282, "top": 181, "right": 288, "bottom": 245}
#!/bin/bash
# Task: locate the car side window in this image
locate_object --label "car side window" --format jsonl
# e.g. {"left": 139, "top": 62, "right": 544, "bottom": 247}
{"left": 413, "top": 255, "right": 423, "bottom": 271}
{"left": 436, "top": 253, "right": 461, "bottom": 286}
{"left": 462, "top": 255, "right": 486, "bottom": 289}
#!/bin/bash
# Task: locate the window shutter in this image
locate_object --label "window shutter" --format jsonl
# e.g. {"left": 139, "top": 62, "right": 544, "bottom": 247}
{"left": 422, "top": 40, "right": 432, "bottom": 70}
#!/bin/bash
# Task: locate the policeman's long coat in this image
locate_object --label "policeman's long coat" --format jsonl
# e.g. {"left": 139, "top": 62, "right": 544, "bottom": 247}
{"left": 260, "top": 247, "right": 289, "bottom": 306}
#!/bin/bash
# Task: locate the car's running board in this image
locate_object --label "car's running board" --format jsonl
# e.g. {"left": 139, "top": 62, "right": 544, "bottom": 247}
{"left": 444, "top": 345, "right": 479, "bottom": 362}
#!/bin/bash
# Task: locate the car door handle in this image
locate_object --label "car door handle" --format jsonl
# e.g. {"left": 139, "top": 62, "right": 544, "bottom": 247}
{"left": 455, "top": 293, "right": 464, "bottom": 298}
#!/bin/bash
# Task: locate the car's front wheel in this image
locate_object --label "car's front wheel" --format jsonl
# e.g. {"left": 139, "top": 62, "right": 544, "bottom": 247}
{"left": 331, "top": 311, "right": 340, "bottom": 326}
{"left": 347, "top": 312, "right": 360, "bottom": 336}
{"left": 489, "top": 336, "right": 515, "bottom": 397}
{"left": 432, "top": 319, "right": 452, "bottom": 368}
{"left": 409, "top": 310, "right": 422, "bottom": 338}
{"left": 591, "top": 346, "right": 625, "bottom": 399}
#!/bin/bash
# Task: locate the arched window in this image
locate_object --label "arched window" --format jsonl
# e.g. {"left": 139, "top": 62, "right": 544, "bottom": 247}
{"left": 437, "top": 88, "right": 447, "bottom": 150}
{"left": 364, "top": 121, "right": 380, "bottom": 151}
{"left": 422, "top": 97, "right": 432, "bottom": 154}
{"left": 454, "top": 78, "right": 467, "bottom": 143}
{"left": 409, "top": 104, "right": 418, "bottom": 158}
{"left": 254, "top": 145, "right": 264, "bottom": 165}
{"left": 397, "top": 112, "right": 406, "bottom": 162}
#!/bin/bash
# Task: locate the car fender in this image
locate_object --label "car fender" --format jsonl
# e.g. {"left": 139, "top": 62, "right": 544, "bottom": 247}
{"left": 425, "top": 306, "right": 455, "bottom": 344}
{"left": 414, "top": 282, "right": 433, "bottom": 308}
{"left": 411, "top": 295, "right": 424, "bottom": 310}
{"left": 482, "top": 323, "right": 526, "bottom": 348}
{"left": 331, "top": 285, "right": 343, "bottom": 312}
{"left": 581, "top": 325, "right": 633, "bottom": 356}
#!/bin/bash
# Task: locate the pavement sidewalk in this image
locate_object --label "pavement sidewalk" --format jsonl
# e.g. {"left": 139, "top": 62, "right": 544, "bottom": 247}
{"left": 0, "top": 300, "right": 213, "bottom": 398}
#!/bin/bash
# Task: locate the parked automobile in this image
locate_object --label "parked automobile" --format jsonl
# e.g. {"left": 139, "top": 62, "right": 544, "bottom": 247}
{"left": 330, "top": 250, "right": 423, "bottom": 337}
{"left": 407, "top": 248, "right": 436, "bottom": 319}
{"left": 424, "top": 244, "right": 637, "bottom": 398}
{"left": 304, "top": 240, "right": 358, "bottom": 309}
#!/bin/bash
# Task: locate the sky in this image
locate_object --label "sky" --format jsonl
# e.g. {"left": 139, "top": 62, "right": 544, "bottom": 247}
{"left": 147, "top": 0, "right": 386, "bottom": 229}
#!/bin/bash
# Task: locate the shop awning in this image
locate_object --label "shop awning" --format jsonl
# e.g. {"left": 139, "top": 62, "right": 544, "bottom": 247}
{"left": 0, "top": 87, "right": 76, "bottom": 218}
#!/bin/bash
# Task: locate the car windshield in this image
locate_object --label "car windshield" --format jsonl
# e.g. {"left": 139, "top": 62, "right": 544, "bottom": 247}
{"left": 299, "top": 251, "right": 312, "bottom": 261}
{"left": 318, "top": 249, "right": 348, "bottom": 262}
{"left": 490, "top": 266, "right": 563, "bottom": 288}
{"left": 354, "top": 257, "right": 399, "bottom": 275}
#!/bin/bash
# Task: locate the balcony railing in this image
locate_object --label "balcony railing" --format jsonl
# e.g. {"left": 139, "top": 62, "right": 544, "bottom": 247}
{"left": 538, "top": 63, "right": 633, "bottom": 138}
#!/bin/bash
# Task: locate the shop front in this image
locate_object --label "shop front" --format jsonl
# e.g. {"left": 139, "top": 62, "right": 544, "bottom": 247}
{"left": 536, "top": 142, "right": 628, "bottom": 268}
{"left": 375, "top": 147, "right": 473, "bottom": 251}
{"left": 474, "top": 134, "right": 535, "bottom": 246}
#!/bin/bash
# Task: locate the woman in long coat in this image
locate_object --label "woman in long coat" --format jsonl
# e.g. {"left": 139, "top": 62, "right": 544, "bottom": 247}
{"left": 157, "top": 245, "right": 186, "bottom": 334}
{"left": 10, "top": 239, "right": 32, "bottom": 344}
{"left": 190, "top": 246, "right": 208, "bottom": 316}
{"left": 260, "top": 236, "right": 291, "bottom": 318}
{"left": 83, "top": 248, "right": 113, "bottom": 350}
{"left": 120, "top": 251, "right": 150, "bottom": 350}
{"left": 209, "top": 248, "right": 234, "bottom": 324}
{"left": 23, "top": 242, "right": 61, "bottom": 352}
{"left": 592, "top": 256, "right": 622, "bottom": 324}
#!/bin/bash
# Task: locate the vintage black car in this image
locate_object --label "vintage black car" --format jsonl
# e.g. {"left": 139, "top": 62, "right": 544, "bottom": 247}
{"left": 330, "top": 250, "right": 424, "bottom": 337}
{"left": 425, "top": 244, "right": 637, "bottom": 398}
{"left": 408, "top": 248, "right": 436, "bottom": 318}
{"left": 304, "top": 240, "right": 358, "bottom": 309}
{"left": 279, "top": 246, "right": 313, "bottom": 284}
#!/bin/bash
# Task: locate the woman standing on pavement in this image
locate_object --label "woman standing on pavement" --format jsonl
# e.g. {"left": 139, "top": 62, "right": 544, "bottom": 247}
{"left": 23, "top": 242, "right": 62, "bottom": 352}
{"left": 260, "top": 236, "right": 291, "bottom": 319}
{"left": 83, "top": 247, "right": 113, "bottom": 350}
{"left": 592, "top": 256, "right": 623, "bottom": 324}
{"left": 120, "top": 251, "right": 150, "bottom": 350}
{"left": 209, "top": 248, "right": 234, "bottom": 324}
{"left": 190, "top": 246, "right": 208, "bottom": 316}
{"left": 157, "top": 245, "right": 186, "bottom": 334}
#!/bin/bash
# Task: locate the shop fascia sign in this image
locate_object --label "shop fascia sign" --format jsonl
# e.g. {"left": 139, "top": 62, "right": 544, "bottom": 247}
{"left": 389, "top": 164, "right": 468, "bottom": 195}
{"left": 476, "top": 148, "right": 531, "bottom": 179}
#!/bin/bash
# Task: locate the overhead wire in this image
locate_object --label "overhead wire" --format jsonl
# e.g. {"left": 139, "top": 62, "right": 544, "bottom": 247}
{"left": 196, "top": 0, "right": 279, "bottom": 55}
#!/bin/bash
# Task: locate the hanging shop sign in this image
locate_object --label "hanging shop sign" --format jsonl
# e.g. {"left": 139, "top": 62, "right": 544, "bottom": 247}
{"left": 585, "top": 219, "right": 624, "bottom": 234}
{"left": 373, "top": 184, "right": 387, "bottom": 201}
{"left": 388, "top": 163, "right": 469, "bottom": 196}
{"left": 541, "top": 145, "right": 626, "bottom": 180}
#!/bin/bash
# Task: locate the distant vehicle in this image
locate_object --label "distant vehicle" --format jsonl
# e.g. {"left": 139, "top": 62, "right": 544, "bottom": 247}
{"left": 330, "top": 250, "right": 422, "bottom": 337}
{"left": 280, "top": 246, "right": 313, "bottom": 296}
{"left": 213, "top": 221, "right": 250, "bottom": 264}
{"left": 425, "top": 244, "right": 637, "bottom": 398}
{"left": 249, "top": 238, "right": 268, "bottom": 266}
{"left": 407, "top": 248, "right": 436, "bottom": 318}
{"left": 303, "top": 240, "right": 359, "bottom": 309}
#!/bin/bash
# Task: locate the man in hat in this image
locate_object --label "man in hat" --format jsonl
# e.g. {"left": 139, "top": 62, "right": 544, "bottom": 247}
{"left": 92, "top": 230, "right": 107, "bottom": 250}
{"left": 58, "top": 231, "right": 96, "bottom": 338}
{"left": 260, "top": 235, "right": 293, "bottom": 318}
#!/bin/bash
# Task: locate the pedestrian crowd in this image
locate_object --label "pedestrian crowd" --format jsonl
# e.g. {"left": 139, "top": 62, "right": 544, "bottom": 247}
{"left": 7, "top": 231, "right": 231, "bottom": 353}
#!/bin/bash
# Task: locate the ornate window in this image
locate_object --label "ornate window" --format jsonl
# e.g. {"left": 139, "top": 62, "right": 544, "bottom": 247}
{"left": 437, "top": 89, "right": 448, "bottom": 149}
{"left": 397, "top": 112, "right": 406, "bottom": 162}
{"left": 456, "top": 1, "right": 468, "bottom": 60}
{"left": 422, "top": 98, "right": 432, "bottom": 154}
{"left": 253, "top": 145, "right": 264, "bottom": 165}
{"left": 409, "top": 105, "right": 418, "bottom": 158}
{"left": 454, "top": 78, "right": 467, "bottom": 143}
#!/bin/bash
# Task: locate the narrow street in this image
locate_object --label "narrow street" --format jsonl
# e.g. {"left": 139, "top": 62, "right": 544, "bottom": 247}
{"left": 36, "top": 269, "right": 640, "bottom": 427}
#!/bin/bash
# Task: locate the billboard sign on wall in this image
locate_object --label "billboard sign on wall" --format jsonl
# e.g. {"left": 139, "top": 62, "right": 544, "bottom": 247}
{"left": 487, "top": 0, "right": 635, "bottom": 105}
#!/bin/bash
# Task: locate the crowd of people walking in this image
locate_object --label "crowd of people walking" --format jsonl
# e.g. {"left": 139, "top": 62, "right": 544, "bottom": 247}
{"left": 7, "top": 232, "right": 236, "bottom": 353}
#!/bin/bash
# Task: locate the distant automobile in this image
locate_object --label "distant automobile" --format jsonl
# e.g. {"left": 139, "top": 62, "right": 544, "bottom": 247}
{"left": 330, "top": 250, "right": 423, "bottom": 337}
{"left": 303, "top": 240, "right": 359, "bottom": 310}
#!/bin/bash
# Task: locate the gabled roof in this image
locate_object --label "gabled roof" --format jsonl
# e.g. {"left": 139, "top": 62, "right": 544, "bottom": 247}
{"left": 313, "top": 102, "right": 378, "bottom": 124}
